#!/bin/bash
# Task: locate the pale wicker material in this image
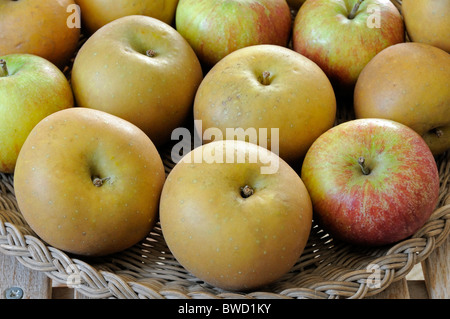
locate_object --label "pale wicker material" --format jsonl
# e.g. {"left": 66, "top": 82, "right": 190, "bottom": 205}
{"left": 1, "top": 0, "right": 449, "bottom": 299}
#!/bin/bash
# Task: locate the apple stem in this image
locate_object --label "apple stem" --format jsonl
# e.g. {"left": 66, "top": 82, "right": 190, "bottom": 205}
{"left": 358, "top": 156, "right": 371, "bottom": 175}
{"left": 261, "top": 71, "right": 271, "bottom": 86}
{"left": 92, "top": 176, "right": 110, "bottom": 187}
{"left": 240, "top": 185, "right": 254, "bottom": 198}
{"left": 0, "top": 59, "right": 9, "bottom": 77}
{"left": 146, "top": 49, "right": 156, "bottom": 58}
{"left": 348, "top": 0, "right": 364, "bottom": 19}
{"left": 433, "top": 128, "right": 443, "bottom": 138}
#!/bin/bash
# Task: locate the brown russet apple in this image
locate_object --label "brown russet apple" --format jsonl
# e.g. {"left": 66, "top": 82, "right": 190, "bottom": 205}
{"left": 0, "top": 0, "right": 80, "bottom": 68}
{"left": 14, "top": 108, "right": 166, "bottom": 256}
{"left": 354, "top": 42, "right": 450, "bottom": 155}
{"left": 194, "top": 44, "right": 336, "bottom": 164}
{"left": 402, "top": 0, "right": 450, "bottom": 53}
{"left": 75, "top": 0, "right": 180, "bottom": 34}
{"left": 160, "top": 140, "right": 312, "bottom": 291}
{"left": 71, "top": 15, "right": 203, "bottom": 147}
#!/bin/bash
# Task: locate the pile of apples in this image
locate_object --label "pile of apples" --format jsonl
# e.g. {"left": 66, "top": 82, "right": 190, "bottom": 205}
{"left": 0, "top": 0, "right": 448, "bottom": 292}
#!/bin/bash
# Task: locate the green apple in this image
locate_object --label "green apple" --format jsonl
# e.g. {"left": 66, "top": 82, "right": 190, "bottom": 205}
{"left": 0, "top": 54, "right": 73, "bottom": 173}
{"left": 175, "top": 0, "right": 292, "bottom": 67}
{"left": 160, "top": 140, "right": 313, "bottom": 291}
{"left": 14, "top": 108, "right": 166, "bottom": 256}
{"left": 292, "top": 0, "right": 404, "bottom": 90}
{"left": 71, "top": 15, "right": 203, "bottom": 147}
{"left": 301, "top": 118, "right": 440, "bottom": 246}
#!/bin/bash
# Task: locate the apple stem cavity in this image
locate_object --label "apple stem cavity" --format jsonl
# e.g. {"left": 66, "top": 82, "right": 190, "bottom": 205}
{"left": 92, "top": 176, "right": 110, "bottom": 187}
{"left": 146, "top": 49, "right": 157, "bottom": 58}
{"left": 0, "top": 59, "right": 9, "bottom": 77}
{"left": 260, "top": 71, "right": 271, "bottom": 86}
{"left": 433, "top": 128, "right": 444, "bottom": 138}
{"left": 348, "top": 0, "right": 365, "bottom": 19}
{"left": 240, "top": 185, "right": 254, "bottom": 198}
{"left": 358, "top": 156, "right": 371, "bottom": 175}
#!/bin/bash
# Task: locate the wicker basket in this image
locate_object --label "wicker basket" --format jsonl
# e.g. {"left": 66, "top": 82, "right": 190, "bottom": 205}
{"left": 1, "top": 0, "right": 449, "bottom": 299}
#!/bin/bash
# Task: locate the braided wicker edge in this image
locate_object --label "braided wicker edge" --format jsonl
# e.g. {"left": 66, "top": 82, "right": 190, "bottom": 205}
{"left": 1, "top": 149, "right": 449, "bottom": 299}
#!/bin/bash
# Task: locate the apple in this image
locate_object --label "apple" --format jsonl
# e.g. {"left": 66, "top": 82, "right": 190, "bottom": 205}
{"left": 402, "top": 0, "right": 450, "bottom": 53}
{"left": 160, "top": 140, "right": 313, "bottom": 291}
{"left": 14, "top": 108, "right": 166, "bottom": 256}
{"left": 301, "top": 118, "right": 440, "bottom": 246}
{"left": 175, "top": 0, "right": 292, "bottom": 68}
{"left": 292, "top": 0, "right": 404, "bottom": 90}
{"left": 0, "top": 54, "right": 74, "bottom": 174}
{"left": 71, "top": 15, "right": 203, "bottom": 147}
{"left": 193, "top": 44, "right": 336, "bottom": 164}
{"left": 354, "top": 42, "right": 450, "bottom": 156}
{"left": 75, "top": 0, "right": 180, "bottom": 34}
{"left": 0, "top": 0, "right": 80, "bottom": 69}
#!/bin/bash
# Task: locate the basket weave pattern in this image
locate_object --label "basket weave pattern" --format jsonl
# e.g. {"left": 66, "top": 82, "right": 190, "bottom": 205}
{"left": 1, "top": 0, "right": 449, "bottom": 299}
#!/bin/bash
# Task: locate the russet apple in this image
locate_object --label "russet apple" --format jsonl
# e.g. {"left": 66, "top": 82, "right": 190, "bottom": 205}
{"left": 402, "top": 0, "right": 450, "bottom": 53}
{"left": 193, "top": 44, "right": 336, "bottom": 164}
{"left": 14, "top": 108, "right": 166, "bottom": 256}
{"left": 292, "top": 0, "right": 404, "bottom": 90}
{"left": 0, "top": 54, "right": 74, "bottom": 173}
{"left": 0, "top": 0, "right": 80, "bottom": 68}
{"left": 354, "top": 42, "right": 450, "bottom": 155}
{"left": 75, "top": 0, "right": 180, "bottom": 34}
{"left": 175, "top": 0, "right": 292, "bottom": 67}
{"left": 71, "top": 15, "right": 203, "bottom": 147}
{"left": 301, "top": 119, "right": 440, "bottom": 246}
{"left": 160, "top": 140, "right": 312, "bottom": 291}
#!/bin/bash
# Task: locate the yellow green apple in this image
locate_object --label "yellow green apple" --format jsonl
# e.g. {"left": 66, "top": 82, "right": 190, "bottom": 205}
{"left": 0, "top": 54, "right": 73, "bottom": 173}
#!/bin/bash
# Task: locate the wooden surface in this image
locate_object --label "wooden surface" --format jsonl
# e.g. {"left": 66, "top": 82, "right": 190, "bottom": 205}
{"left": 1, "top": 235, "right": 448, "bottom": 299}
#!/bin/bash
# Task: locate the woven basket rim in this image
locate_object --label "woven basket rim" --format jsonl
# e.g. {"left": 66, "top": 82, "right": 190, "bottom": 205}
{"left": 1, "top": 147, "right": 449, "bottom": 299}
{"left": 1, "top": 0, "right": 449, "bottom": 299}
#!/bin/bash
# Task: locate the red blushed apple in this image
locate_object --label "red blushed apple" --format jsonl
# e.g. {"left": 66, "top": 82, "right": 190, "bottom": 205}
{"left": 301, "top": 119, "right": 440, "bottom": 246}
{"left": 175, "top": 0, "right": 292, "bottom": 67}
{"left": 292, "top": 0, "right": 404, "bottom": 90}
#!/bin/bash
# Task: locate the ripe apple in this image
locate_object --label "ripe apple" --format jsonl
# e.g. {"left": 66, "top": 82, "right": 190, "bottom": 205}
{"left": 0, "top": 54, "right": 74, "bottom": 174}
{"left": 354, "top": 42, "right": 450, "bottom": 156}
{"left": 14, "top": 108, "right": 166, "bottom": 256}
{"left": 301, "top": 118, "right": 440, "bottom": 246}
{"left": 292, "top": 0, "right": 404, "bottom": 89}
{"left": 175, "top": 0, "right": 292, "bottom": 67}
{"left": 402, "top": 0, "right": 450, "bottom": 53}
{"left": 0, "top": 0, "right": 80, "bottom": 68}
{"left": 193, "top": 44, "right": 336, "bottom": 164}
{"left": 160, "top": 140, "right": 313, "bottom": 291}
{"left": 74, "top": 0, "right": 180, "bottom": 34}
{"left": 71, "top": 15, "right": 203, "bottom": 147}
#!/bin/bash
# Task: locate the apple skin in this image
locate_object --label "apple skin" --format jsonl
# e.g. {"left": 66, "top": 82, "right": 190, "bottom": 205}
{"left": 175, "top": 0, "right": 292, "bottom": 67}
{"left": 74, "top": 0, "right": 180, "bottom": 34}
{"left": 0, "top": 0, "right": 80, "bottom": 69}
{"left": 160, "top": 140, "right": 313, "bottom": 291}
{"left": 292, "top": 0, "right": 404, "bottom": 89}
{"left": 354, "top": 42, "right": 450, "bottom": 156}
{"left": 194, "top": 44, "right": 336, "bottom": 164}
{"left": 14, "top": 108, "right": 166, "bottom": 256}
{"left": 402, "top": 0, "right": 450, "bottom": 53}
{"left": 301, "top": 119, "right": 440, "bottom": 246}
{"left": 71, "top": 15, "right": 203, "bottom": 147}
{"left": 0, "top": 54, "right": 74, "bottom": 174}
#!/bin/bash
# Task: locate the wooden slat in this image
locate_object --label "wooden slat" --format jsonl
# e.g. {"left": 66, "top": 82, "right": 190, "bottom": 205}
{"left": 422, "top": 235, "right": 450, "bottom": 299}
{"left": 368, "top": 278, "right": 410, "bottom": 299}
{"left": 0, "top": 253, "right": 51, "bottom": 299}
